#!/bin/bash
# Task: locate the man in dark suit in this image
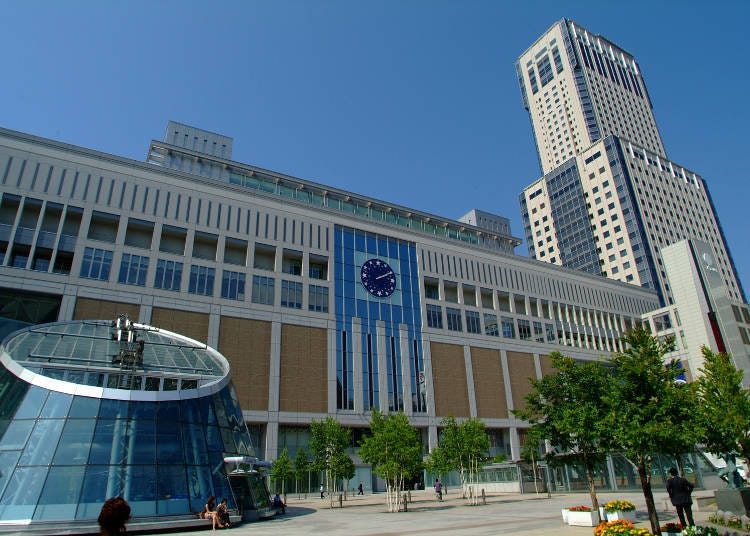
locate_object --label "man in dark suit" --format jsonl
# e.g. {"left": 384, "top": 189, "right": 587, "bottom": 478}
{"left": 666, "top": 467, "right": 695, "bottom": 527}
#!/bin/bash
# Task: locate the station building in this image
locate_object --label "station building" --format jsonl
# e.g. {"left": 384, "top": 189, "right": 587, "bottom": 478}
{"left": 0, "top": 122, "right": 661, "bottom": 486}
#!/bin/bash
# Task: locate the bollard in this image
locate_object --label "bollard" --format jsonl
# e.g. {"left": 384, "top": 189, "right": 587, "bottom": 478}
{"left": 338, "top": 493, "right": 343, "bottom": 508}
{"left": 408, "top": 490, "right": 411, "bottom": 503}
{"left": 482, "top": 488, "right": 486, "bottom": 505}
{"left": 402, "top": 493, "right": 407, "bottom": 512}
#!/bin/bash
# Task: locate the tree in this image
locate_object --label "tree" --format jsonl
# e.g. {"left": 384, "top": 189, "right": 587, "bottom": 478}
{"left": 512, "top": 352, "right": 612, "bottom": 512}
{"left": 309, "top": 417, "right": 352, "bottom": 507}
{"left": 425, "top": 416, "right": 490, "bottom": 502}
{"left": 293, "top": 448, "right": 309, "bottom": 499}
{"left": 359, "top": 411, "right": 423, "bottom": 512}
{"left": 696, "top": 347, "right": 750, "bottom": 483}
{"left": 603, "top": 327, "right": 694, "bottom": 536}
{"left": 331, "top": 450, "right": 356, "bottom": 500}
{"left": 270, "top": 447, "right": 293, "bottom": 500}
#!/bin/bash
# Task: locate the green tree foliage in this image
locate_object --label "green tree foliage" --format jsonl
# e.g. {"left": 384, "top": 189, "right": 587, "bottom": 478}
{"left": 270, "top": 447, "right": 293, "bottom": 498}
{"left": 309, "top": 417, "right": 352, "bottom": 506}
{"left": 696, "top": 347, "right": 750, "bottom": 464}
{"left": 359, "top": 411, "right": 423, "bottom": 512}
{"left": 603, "top": 326, "right": 695, "bottom": 535}
{"left": 293, "top": 448, "right": 309, "bottom": 498}
{"left": 425, "top": 416, "right": 489, "bottom": 502}
{"left": 512, "top": 351, "right": 612, "bottom": 511}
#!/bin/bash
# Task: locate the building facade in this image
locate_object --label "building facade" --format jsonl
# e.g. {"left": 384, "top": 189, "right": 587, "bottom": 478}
{"left": 644, "top": 239, "right": 750, "bottom": 386}
{"left": 0, "top": 123, "right": 662, "bottom": 488}
{"left": 516, "top": 19, "right": 745, "bottom": 307}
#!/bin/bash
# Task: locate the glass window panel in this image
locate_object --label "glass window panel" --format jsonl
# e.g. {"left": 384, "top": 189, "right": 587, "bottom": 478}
{"left": 183, "top": 424, "right": 209, "bottom": 465}
{"left": 20, "top": 419, "right": 65, "bottom": 466}
{"left": 186, "top": 465, "right": 213, "bottom": 514}
{"left": 0, "top": 466, "right": 47, "bottom": 520}
{"left": 77, "top": 466, "right": 111, "bottom": 519}
{"left": 0, "top": 420, "right": 34, "bottom": 451}
{"left": 0, "top": 451, "right": 22, "bottom": 499}
{"left": 157, "top": 400, "right": 180, "bottom": 422}
{"left": 98, "top": 399, "right": 130, "bottom": 420}
{"left": 14, "top": 386, "right": 49, "bottom": 419}
{"left": 68, "top": 396, "right": 101, "bottom": 419}
{"left": 130, "top": 419, "right": 155, "bottom": 463}
{"left": 34, "top": 466, "right": 85, "bottom": 521}
{"left": 156, "top": 421, "right": 183, "bottom": 464}
{"left": 53, "top": 419, "right": 95, "bottom": 465}
{"left": 40, "top": 391, "right": 73, "bottom": 419}
{"left": 127, "top": 465, "right": 157, "bottom": 515}
{"left": 156, "top": 465, "right": 189, "bottom": 515}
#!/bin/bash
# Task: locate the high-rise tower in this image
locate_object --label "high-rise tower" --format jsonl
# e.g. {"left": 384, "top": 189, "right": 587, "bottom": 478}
{"left": 517, "top": 19, "right": 745, "bottom": 307}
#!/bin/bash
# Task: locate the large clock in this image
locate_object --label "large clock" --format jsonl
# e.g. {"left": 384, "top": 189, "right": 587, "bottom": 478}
{"left": 360, "top": 258, "right": 396, "bottom": 298}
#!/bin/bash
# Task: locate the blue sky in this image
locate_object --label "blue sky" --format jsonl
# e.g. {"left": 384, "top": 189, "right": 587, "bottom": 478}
{"left": 1, "top": 0, "right": 749, "bottom": 295}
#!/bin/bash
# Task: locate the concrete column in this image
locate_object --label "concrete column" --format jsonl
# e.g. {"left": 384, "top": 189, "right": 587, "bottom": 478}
{"left": 352, "top": 317, "right": 363, "bottom": 412}
{"left": 399, "top": 324, "right": 412, "bottom": 416}
{"left": 268, "top": 320, "right": 282, "bottom": 413}
{"left": 464, "top": 346, "right": 477, "bottom": 418}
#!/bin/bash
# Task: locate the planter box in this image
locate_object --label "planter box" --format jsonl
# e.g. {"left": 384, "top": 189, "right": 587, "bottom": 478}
{"left": 605, "top": 510, "right": 636, "bottom": 522}
{"left": 561, "top": 509, "right": 569, "bottom": 523}
{"left": 567, "top": 510, "right": 600, "bottom": 526}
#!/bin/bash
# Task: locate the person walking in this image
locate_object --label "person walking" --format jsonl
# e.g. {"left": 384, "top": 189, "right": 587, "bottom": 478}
{"left": 434, "top": 478, "right": 443, "bottom": 501}
{"left": 666, "top": 467, "right": 695, "bottom": 528}
{"left": 320, "top": 485, "right": 325, "bottom": 499}
{"left": 357, "top": 482, "right": 363, "bottom": 495}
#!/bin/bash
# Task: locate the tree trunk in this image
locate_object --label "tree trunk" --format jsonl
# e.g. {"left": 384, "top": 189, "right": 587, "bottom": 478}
{"left": 584, "top": 459, "right": 600, "bottom": 512}
{"left": 637, "top": 457, "right": 661, "bottom": 535}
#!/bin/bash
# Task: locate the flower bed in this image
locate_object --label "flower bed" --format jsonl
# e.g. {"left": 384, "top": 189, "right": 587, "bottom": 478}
{"left": 603, "top": 500, "right": 636, "bottom": 513}
{"left": 594, "top": 520, "right": 652, "bottom": 536}
{"left": 660, "top": 521, "right": 683, "bottom": 535}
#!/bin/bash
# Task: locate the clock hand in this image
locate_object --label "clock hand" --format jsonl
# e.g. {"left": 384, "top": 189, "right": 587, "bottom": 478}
{"left": 375, "top": 271, "right": 394, "bottom": 280}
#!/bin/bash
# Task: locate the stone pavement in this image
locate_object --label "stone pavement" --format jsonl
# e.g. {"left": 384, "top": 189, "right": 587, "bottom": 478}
{"left": 167, "top": 489, "right": 710, "bottom": 536}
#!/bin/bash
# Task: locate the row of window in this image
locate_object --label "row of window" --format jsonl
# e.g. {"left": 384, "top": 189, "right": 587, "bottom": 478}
{"left": 425, "top": 304, "right": 559, "bottom": 342}
{"left": 80, "top": 247, "right": 329, "bottom": 311}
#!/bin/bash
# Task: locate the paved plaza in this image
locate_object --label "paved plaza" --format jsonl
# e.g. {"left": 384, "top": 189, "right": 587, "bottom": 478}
{"left": 169, "top": 489, "right": 709, "bottom": 536}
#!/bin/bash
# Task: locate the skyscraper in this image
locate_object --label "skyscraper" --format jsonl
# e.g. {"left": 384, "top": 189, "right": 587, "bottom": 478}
{"left": 517, "top": 19, "right": 745, "bottom": 307}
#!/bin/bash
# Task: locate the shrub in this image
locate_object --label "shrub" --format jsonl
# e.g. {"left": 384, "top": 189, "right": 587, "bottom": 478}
{"left": 603, "top": 500, "right": 637, "bottom": 512}
{"left": 682, "top": 527, "right": 720, "bottom": 536}
{"left": 569, "top": 505, "right": 592, "bottom": 511}
{"left": 660, "top": 522, "right": 683, "bottom": 532}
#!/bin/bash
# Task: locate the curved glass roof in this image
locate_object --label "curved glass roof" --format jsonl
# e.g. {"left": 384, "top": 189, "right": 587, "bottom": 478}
{"left": 1, "top": 319, "right": 227, "bottom": 387}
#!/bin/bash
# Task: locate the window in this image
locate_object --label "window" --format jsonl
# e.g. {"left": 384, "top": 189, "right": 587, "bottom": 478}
{"left": 426, "top": 304, "right": 443, "bottom": 329}
{"left": 501, "top": 316, "right": 515, "bottom": 339}
{"left": 252, "top": 275, "right": 275, "bottom": 305}
{"left": 309, "top": 284, "right": 329, "bottom": 313}
{"left": 221, "top": 270, "right": 246, "bottom": 300}
{"left": 309, "top": 255, "right": 328, "bottom": 280}
{"left": 188, "top": 265, "right": 215, "bottom": 296}
{"left": 518, "top": 319, "right": 532, "bottom": 340}
{"left": 446, "top": 308, "right": 462, "bottom": 332}
{"left": 154, "top": 259, "right": 183, "bottom": 291}
{"left": 466, "top": 310, "right": 481, "bottom": 334}
{"left": 80, "top": 247, "right": 113, "bottom": 281}
{"left": 281, "top": 280, "right": 302, "bottom": 309}
{"left": 424, "top": 279, "right": 440, "bottom": 300}
{"left": 484, "top": 313, "right": 499, "bottom": 336}
{"left": 118, "top": 253, "right": 149, "bottom": 286}
{"left": 282, "top": 249, "right": 303, "bottom": 275}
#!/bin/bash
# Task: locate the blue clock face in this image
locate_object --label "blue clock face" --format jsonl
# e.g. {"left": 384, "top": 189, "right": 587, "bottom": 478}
{"left": 360, "top": 258, "right": 396, "bottom": 298}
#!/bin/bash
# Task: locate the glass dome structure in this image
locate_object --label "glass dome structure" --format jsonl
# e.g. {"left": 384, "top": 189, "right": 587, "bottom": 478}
{"left": 0, "top": 316, "right": 258, "bottom": 523}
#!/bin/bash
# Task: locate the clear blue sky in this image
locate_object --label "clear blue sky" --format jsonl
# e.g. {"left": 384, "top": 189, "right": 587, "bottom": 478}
{"left": 1, "top": 0, "right": 748, "bottom": 295}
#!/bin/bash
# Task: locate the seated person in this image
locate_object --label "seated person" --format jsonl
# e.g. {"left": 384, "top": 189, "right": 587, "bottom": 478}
{"left": 214, "top": 498, "right": 230, "bottom": 529}
{"left": 272, "top": 492, "right": 286, "bottom": 514}
{"left": 198, "top": 495, "right": 215, "bottom": 519}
